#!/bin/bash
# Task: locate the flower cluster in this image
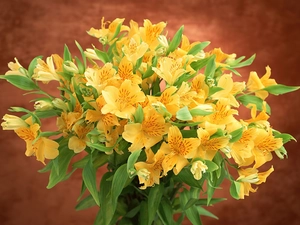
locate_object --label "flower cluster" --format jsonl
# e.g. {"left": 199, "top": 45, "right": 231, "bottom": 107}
{"left": 1, "top": 18, "right": 298, "bottom": 224}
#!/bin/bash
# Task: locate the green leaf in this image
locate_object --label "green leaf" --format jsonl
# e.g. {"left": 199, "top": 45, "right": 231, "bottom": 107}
{"left": 127, "top": 149, "right": 142, "bottom": 178}
{"left": 139, "top": 201, "right": 149, "bottom": 225}
{"left": 176, "top": 106, "right": 193, "bottom": 121}
{"left": 229, "top": 127, "right": 244, "bottom": 143}
{"left": 63, "top": 44, "right": 72, "bottom": 61}
{"left": 187, "top": 41, "right": 210, "bottom": 55}
{"left": 237, "top": 94, "right": 271, "bottom": 114}
{"left": 231, "top": 54, "right": 255, "bottom": 68}
{"left": 208, "top": 86, "right": 224, "bottom": 96}
{"left": 190, "top": 57, "right": 211, "bottom": 71}
{"left": 133, "top": 105, "right": 144, "bottom": 123}
{"left": 83, "top": 154, "right": 100, "bottom": 206}
{"left": 75, "top": 56, "right": 85, "bottom": 74}
{"left": 205, "top": 160, "right": 219, "bottom": 172}
{"left": 0, "top": 75, "right": 39, "bottom": 91}
{"left": 197, "top": 206, "right": 218, "bottom": 220}
{"left": 274, "top": 133, "right": 296, "bottom": 144}
{"left": 263, "top": 84, "right": 300, "bottom": 95}
{"left": 175, "top": 168, "right": 204, "bottom": 188}
{"left": 167, "top": 26, "right": 184, "bottom": 54}
{"left": 98, "top": 172, "right": 114, "bottom": 225}
{"left": 190, "top": 107, "right": 213, "bottom": 117}
{"left": 75, "top": 194, "right": 97, "bottom": 211}
{"left": 204, "top": 55, "right": 216, "bottom": 79}
{"left": 75, "top": 40, "right": 87, "bottom": 69}
{"left": 28, "top": 56, "right": 43, "bottom": 77}
{"left": 230, "top": 181, "right": 241, "bottom": 200}
{"left": 94, "top": 48, "right": 110, "bottom": 63}
{"left": 158, "top": 197, "right": 175, "bottom": 225}
{"left": 86, "top": 142, "right": 114, "bottom": 153}
{"left": 35, "top": 109, "right": 59, "bottom": 118}
{"left": 111, "top": 164, "right": 130, "bottom": 210}
{"left": 38, "top": 160, "right": 53, "bottom": 173}
{"left": 148, "top": 184, "right": 164, "bottom": 225}
{"left": 180, "top": 189, "right": 202, "bottom": 225}
{"left": 47, "top": 139, "right": 75, "bottom": 188}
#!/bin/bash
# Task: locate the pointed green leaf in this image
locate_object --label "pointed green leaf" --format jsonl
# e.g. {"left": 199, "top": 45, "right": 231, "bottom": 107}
{"left": 133, "top": 105, "right": 144, "bottom": 123}
{"left": 237, "top": 94, "right": 271, "bottom": 114}
{"left": 230, "top": 181, "right": 241, "bottom": 200}
{"left": 204, "top": 55, "right": 216, "bottom": 79}
{"left": 28, "top": 56, "right": 43, "bottom": 77}
{"left": 148, "top": 184, "right": 164, "bottom": 225}
{"left": 127, "top": 149, "right": 142, "bottom": 178}
{"left": 63, "top": 44, "right": 72, "bottom": 61}
{"left": 75, "top": 40, "right": 87, "bottom": 68}
{"left": 1, "top": 75, "right": 39, "bottom": 91}
{"left": 83, "top": 155, "right": 100, "bottom": 206}
{"left": 176, "top": 106, "right": 193, "bottom": 121}
{"left": 167, "top": 25, "right": 184, "bottom": 54}
{"left": 75, "top": 194, "right": 97, "bottom": 211}
{"left": 263, "top": 84, "right": 300, "bottom": 95}
{"left": 94, "top": 48, "right": 110, "bottom": 63}
{"left": 47, "top": 139, "right": 75, "bottom": 188}
{"left": 158, "top": 197, "right": 175, "bottom": 225}
{"left": 187, "top": 41, "right": 210, "bottom": 55}
{"left": 205, "top": 160, "right": 219, "bottom": 172}
{"left": 190, "top": 57, "right": 211, "bottom": 71}
{"left": 231, "top": 54, "right": 255, "bottom": 68}
{"left": 229, "top": 127, "right": 244, "bottom": 143}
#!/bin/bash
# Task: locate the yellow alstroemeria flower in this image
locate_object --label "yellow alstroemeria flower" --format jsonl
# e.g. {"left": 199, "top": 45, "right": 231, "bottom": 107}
{"left": 229, "top": 127, "right": 257, "bottom": 166}
{"left": 237, "top": 166, "right": 274, "bottom": 199}
{"left": 196, "top": 127, "right": 229, "bottom": 161}
{"left": 57, "top": 111, "right": 82, "bottom": 136}
{"left": 85, "top": 63, "right": 117, "bottom": 94}
{"left": 161, "top": 126, "right": 200, "bottom": 175}
{"left": 148, "top": 86, "right": 180, "bottom": 117}
{"left": 122, "top": 34, "right": 149, "bottom": 64}
{"left": 211, "top": 74, "right": 245, "bottom": 107}
{"left": 152, "top": 57, "right": 186, "bottom": 85}
{"left": 190, "top": 74, "right": 209, "bottom": 106}
{"left": 176, "top": 82, "right": 198, "bottom": 108}
{"left": 5, "top": 57, "right": 26, "bottom": 76}
{"left": 32, "top": 54, "right": 63, "bottom": 83}
{"left": 101, "top": 79, "right": 146, "bottom": 119}
{"left": 87, "top": 17, "right": 128, "bottom": 45}
{"left": 14, "top": 118, "right": 59, "bottom": 164}
{"left": 245, "top": 103, "right": 270, "bottom": 129}
{"left": 117, "top": 57, "right": 142, "bottom": 84}
{"left": 140, "top": 19, "right": 166, "bottom": 50}
{"left": 207, "top": 48, "right": 236, "bottom": 68}
{"left": 206, "top": 99, "right": 238, "bottom": 125}
{"left": 135, "top": 148, "right": 165, "bottom": 189}
{"left": 252, "top": 128, "right": 283, "bottom": 168}
{"left": 68, "top": 123, "right": 93, "bottom": 153}
{"left": 247, "top": 66, "right": 277, "bottom": 100}
{"left": 122, "top": 106, "right": 170, "bottom": 152}
{"left": 1, "top": 114, "right": 28, "bottom": 130}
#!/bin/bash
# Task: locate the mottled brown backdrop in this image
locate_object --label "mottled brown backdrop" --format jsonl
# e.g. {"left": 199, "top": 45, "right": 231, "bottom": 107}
{"left": 0, "top": 0, "right": 299, "bottom": 224}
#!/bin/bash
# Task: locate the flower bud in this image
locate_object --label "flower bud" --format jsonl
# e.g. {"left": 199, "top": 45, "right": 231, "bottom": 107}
{"left": 64, "top": 61, "right": 79, "bottom": 74}
{"left": 34, "top": 100, "right": 53, "bottom": 111}
{"left": 237, "top": 173, "right": 259, "bottom": 184}
{"left": 52, "top": 98, "right": 68, "bottom": 111}
{"left": 190, "top": 160, "right": 208, "bottom": 180}
{"left": 1, "top": 114, "right": 28, "bottom": 130}
{"left": 84, "top": 48, "right": 99, "bottom": 60}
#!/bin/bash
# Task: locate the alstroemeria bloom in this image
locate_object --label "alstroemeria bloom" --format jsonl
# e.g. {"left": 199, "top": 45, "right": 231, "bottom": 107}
{"left": 87, "top": 17, "right": 128, "bottom": 45}
{"left": 152, "top": 57, "right": 186, "bottom": 85}
{"left": 85, "top": 63, "right": 117, "bottom": 94}
{"left": 122, "top": 106, "right": 170, "bottom": 152}
{"left": 116, "top": 57, "right": 142, "bottom": 84}
{"left": 190, "top": 160, "right": 208, "bottom": 180}
{"left": 135, "top": 148, "right": 165, "bottom": 189}
{"left": 5, "top": 57, "right": 26, "bottom": 76}
{"left": 211, "top": 74, "right": 245, "bottom": 107}
{"left": 140, "top": 19, "right": 166, "bottom": 50}
{"left": 1, "top": 114, "right": 28, "bottom": 130}
{"left": 14, "top": 118, "right": 59, "bottom": 164}
{"left": 32, "top": 54, "right": 63, "bottom": 83}
{"left": 122, "top": 34, "right": 149, "bottom": 64}
{"left": 237, "top": 166, "right": 274, "bottom": 199}
{"left": 101, "top": 79, "right": 146, "bottom": 119}
{"left": 68, "top": 123, "right": 93, "bottom": 153}
{"left": 252, "top": 128, "right": 283, "bottom": 168}
{"left": 247, "top": 66, "right": 276, "bottom": 100}
{"left": 161, "top": 126, "right": 200, "bottom": 175}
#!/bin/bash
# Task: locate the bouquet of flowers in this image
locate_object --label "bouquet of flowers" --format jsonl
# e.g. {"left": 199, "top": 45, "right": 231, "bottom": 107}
{"left": 1, "top": 18, "right": 299, "bottom": 225}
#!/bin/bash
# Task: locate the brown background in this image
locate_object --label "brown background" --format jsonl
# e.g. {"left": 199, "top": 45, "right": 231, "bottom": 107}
{"left": 0, "top": 0, "right": 300, "bottom": 224}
